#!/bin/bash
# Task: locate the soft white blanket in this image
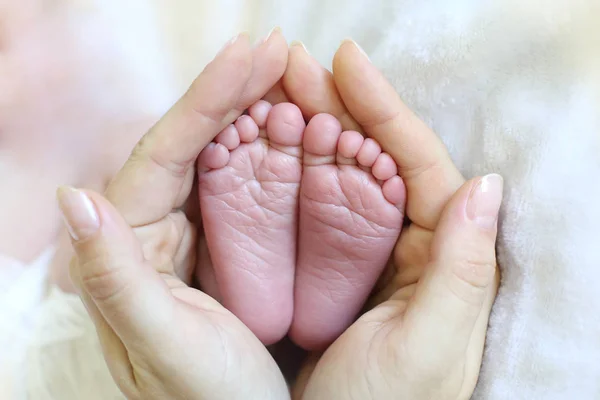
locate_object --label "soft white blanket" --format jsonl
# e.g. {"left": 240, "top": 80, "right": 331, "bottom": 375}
{"left": 5, "top": 1, "right": 599, "bottom": 398}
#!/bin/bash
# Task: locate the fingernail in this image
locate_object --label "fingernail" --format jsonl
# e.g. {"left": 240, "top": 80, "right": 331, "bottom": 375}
{"left": 254, "top": 26, "right": 280, "bottom": 47}
{"left": 290, "top": 40, "right": 310, "bottom": 55}
{"left": 342, "top": 38, "right": 370, "bottom": 61}
{"left": 56, "top": 186, "right": 100, "bottom": 241}
{"left": 466, "top": 174, "right": 504, "bottom": 229}
{"left": 218, "top": 32, "right": 243, "bottom": 55}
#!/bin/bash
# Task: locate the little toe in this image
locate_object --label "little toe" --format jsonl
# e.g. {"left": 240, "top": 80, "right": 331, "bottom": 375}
{"left": 382, "top": 175, "right": 406, "bottom": 205}
{"left": 372, "top": 153, "right": 398, "bottom": 181}
{"left": 215, "top": 124, "right": 241, "bottom": 150}
{"left": 266, "top": 102, "right": 306, "bottom": 149}
{"left": 356, "top": 138, "right": 381, "bottom": 167}
{"left": 248, "top": 100, "right": 272, "bottom": 128}
{"left": 235, "top": 115, "right": 259, "bottom": 143}
{"left": 303, "top": 113, "right": 343, "bottom": 165}
{"left": 198, "top": 143, "right": 230, "bottom": 172}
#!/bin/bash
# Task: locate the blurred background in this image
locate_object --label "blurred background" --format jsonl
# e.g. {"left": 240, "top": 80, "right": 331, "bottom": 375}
{"left": 0, "top": 0, "right": 394, "bottom": 282}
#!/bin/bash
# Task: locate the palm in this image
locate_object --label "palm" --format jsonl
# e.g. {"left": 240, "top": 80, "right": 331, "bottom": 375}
{"left": 128, "top": 208, "right": 284, "bottom": 397}
{"left": 298, "top": 223, "right": 474, "bottom": 399}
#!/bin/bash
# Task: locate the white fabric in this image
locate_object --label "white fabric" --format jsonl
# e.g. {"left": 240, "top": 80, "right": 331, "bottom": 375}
{"left": 0, "top": 249, "right": 53, "bottom": 399}
{"left": 0, "top": 249, "right": 121, "bottom": 400}
{"left": 2, "top": 1, "right": 598, "bottom": 398}
{"left": 24, "top": 287, "right": 123, "bottom": 400}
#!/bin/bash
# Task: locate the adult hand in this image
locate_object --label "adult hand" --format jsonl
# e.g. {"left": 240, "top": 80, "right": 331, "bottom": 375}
{"left": 283, "top": 41, "right": 502, "bottom": 399}
{"left": 57, "top": 31, "right": 291, "bottom": 400}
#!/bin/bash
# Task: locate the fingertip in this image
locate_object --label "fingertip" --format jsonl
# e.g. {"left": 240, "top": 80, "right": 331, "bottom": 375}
{"left": 286, "top": 43, "right": 361, "bottom": 132}
{"left": 253, "top": 26, "right": 281, "bottom": 48}
{"left": 210, "top": 32, "right": 253, "bottom": 77}
{"left": 239, "top": 28, "right": 288, "bottom": 109}
{"left": 254, "top": 26, "right": 287, "bottom": 65}
{"left": 220, "top": 32, "right": 252, "bottom": 55}
{"left": 282, "top": 44, "right": 327, "bottom": 115}
{"left": 466, "top": 174, "right": 504, "bottom": 230}
{"left": 429, "top": 177, "right": 500, "bottom": 296}
{"left": 338, "top": 39, "right": 370, "bottom": 61}
{"left": 290, "top": 40, "right": 310, "bottom": 56}
{"left": 57, "top": 186, "right": 100, "bottom": 242}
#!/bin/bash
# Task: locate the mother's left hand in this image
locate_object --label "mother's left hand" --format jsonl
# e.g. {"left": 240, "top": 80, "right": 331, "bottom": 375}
{"left": 283, "top": 41, "right": 501, "bottom": 400}
{"left": 58, "top": 32, "right": 291, "bottom": 400}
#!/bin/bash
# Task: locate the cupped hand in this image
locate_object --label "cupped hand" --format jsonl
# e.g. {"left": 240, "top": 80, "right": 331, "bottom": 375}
{"left": 57, "top": 32, "right": 291, "bottom": 400}
{"left": 283, "top": 41, "right": 502, "bottom": 399}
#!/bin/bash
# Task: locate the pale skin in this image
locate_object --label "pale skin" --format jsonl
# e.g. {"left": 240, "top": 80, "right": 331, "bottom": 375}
{"left": 59, "top": 32, "right": 502, "bottom": 400}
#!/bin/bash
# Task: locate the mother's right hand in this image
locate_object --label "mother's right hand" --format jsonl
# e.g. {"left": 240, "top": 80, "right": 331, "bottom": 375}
{"left": 284, "top": 41, "right": 501, "bottom": 400}
{"left": 56, "top": 31, "right": 290, "bottom": 400}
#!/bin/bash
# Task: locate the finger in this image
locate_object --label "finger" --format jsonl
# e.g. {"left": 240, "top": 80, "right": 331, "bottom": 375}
{"left": 283, "top": 41, "right": 361, "bottom": 131}
{"left": 106, "top": 34, "right": 252, "bottom": 226}
{"left": 263, "top": 79, "right": 290, "bottom": 105}
{"left": 243, "top": 27, "right": 289, "bottom": 103}
{"left": 107, "top": 29, "right": 288, "bottom": 227}
{"left": 332, "top": 40, "right": 465, "bottom": 229}
{"left": 292, "top": 354, "right": 321, "bottom": 400}
{"left": 402, "top": 174, "right": 503, "bottom": 371}
{"left": 68, "top": 257, "right": 138, "bottom": 396}
{"left": 57, "top": 186, "right": 177, "bottom": 350}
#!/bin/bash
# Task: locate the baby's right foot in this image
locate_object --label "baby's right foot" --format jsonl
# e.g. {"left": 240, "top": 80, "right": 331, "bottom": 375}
{"left": 291, "top": 114, "right": 406, "bottom": 350}
{"left": 198, "top": 101, "right": 305, "bottom": 345}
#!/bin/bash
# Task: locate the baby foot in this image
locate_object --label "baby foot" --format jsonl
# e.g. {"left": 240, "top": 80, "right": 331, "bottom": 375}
{"left": 197, "top": 101, "right": 305, "bottom": 345}
{"left": 291, "top": 114, "right": 406, "bottom": 350}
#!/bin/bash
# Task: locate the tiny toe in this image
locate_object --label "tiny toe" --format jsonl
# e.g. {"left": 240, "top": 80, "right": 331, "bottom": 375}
{"left": 356, "top": 138, "right": 382, "bottom": 167}
{"left": 303, "top": 113, "right": 342, "bottom": 157}
{"left": 249, "top": 100, "right": 273, "bottom": 128}
{"left": 382, "top": 175, "right": 406, "bottom": 205}
{"left": 337, "top": 131, "right": 364, "bottom": 158}
{"left": 235, "top": 115, "right": 259, "bottom": 143}
{"left": 266, "top": 102, "right": 306, "bottom": 146}
{"left": 372, "top": 153, "right": 398, "bottom": 180}
{"left": 215, "top": 125, "right": 241, "bottom": 150}
{"left": 198, "top": 143, "right": 230, "bottom": 172}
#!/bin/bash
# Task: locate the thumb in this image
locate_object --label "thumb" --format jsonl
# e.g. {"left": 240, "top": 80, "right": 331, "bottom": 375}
{"left": 405, "top": 174, "right": 503, "bottom": 366}
{"left": 57, "top": 186, "right": 176, "bottom": 347}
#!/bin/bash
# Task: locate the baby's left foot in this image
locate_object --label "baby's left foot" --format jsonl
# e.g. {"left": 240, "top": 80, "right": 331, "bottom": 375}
{"left": 291, "top": 113, "right": 406, "bottom": 350}
{"left": 197, "top": 101, "right": 304, "bottom": 345}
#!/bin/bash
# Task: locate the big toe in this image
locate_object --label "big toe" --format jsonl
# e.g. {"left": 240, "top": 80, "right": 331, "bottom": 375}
{"left": 266, "top": 102, "right": 305, "bottom": 148}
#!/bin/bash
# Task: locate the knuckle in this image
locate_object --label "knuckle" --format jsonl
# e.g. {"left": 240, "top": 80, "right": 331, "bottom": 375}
{"left": 457, "top": 257, "right": 497, "bottom": 288}
{"left": 78, "top": 254, "right": 131, "bottom": 304}
{"left": 360, "top": 109, "right": 401, "bottom": 131}
{"left": 147, "top": 149, "right": 190, "bottom": 178}
{"left": 448, "top": 257, "right": 497, "bottom": 305}
{"left": 128, "top": 132, "right": 193, "bottom": 178}
{"left": 184, "top": 83, "right": 228, "bottom": 124}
